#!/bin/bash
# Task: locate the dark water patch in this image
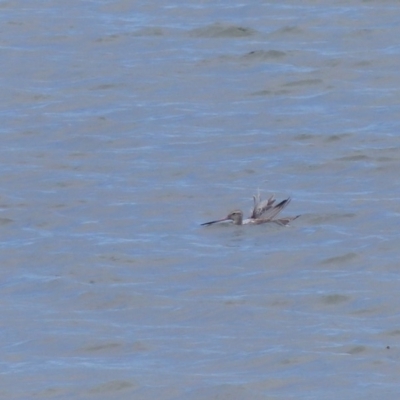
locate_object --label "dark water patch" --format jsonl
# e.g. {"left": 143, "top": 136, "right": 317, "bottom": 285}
{"left": 283, "top": 79, "right": 323, "bottom": 87}
{"left": 351, "top": 306, "right": 386, "bottom": 316}
{"left": 337, "top": 153, "right": 371, "bottom": 162}
{"left": 324, "top": 133, "right": 353, "bottom": 143}
{"left": 95, "top": 34, "right": 123, "bottom": 43}
{"left": 270, "top": 26, "right": 306, "bottom": 36}
{"left": 346, "top": 28, "right": 374, "bottom": 39}
{"left": 132, "top": 27, "right": 165, "bottom": 37}
{"left": 186, "top": 384, "right": 265, "bottom": 400}
{"left": 88, "top": 380, "right": 137, "bottom": 394}
{"left": 376, "top": 156, "right": 399, "bottom": 162}
{"left": 35, "top": 387, "right": 70, "bottom": 397}
{"left": 294, "top": 133, "right": 316, "bottom": 141}
{"left": 89, "top": 83, "right": 119, "bottom": 91}
{"left": 82, "top": 342, "right": 122, "bottom": 353}
{"left": 242, "top": 49, "right": 287, "bottom": 61}
{"left": 308, "top": 213, "right": 356, "bottom": 225}
{"left": 98, "top": 253, "right": 137, "bottom": 264}
{"left": 321, "top": 252, "right": 358, "bottom": 265}
{"left": 345, "top": 345, "right": 367, "bottom": 355}
{"left": 251, "top": 89, "right": 291, "bottom": 96}
{"left": 293, "top": 132, "right": 353, "bottom": 144}
{"left": 189, "top": 23, "right": 257, "bottom": 38}
{"left": 354, "top": 60, "right": 373, "bottom": 67}
{"left": 320, "top": 294, "right": 350, "bottom": 305}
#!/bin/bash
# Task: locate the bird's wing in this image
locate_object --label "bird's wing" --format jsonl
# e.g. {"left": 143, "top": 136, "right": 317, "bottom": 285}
{"left": 258, "top": 197, "right": 291, "bottom": 221}
{"left": 251, "top": 193, "right": 275, "bottom": 219}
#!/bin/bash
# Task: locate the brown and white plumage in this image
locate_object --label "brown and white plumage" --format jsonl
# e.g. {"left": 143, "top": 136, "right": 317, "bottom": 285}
{"left": 201, "top": 191, "right": 299, "bottom": 226}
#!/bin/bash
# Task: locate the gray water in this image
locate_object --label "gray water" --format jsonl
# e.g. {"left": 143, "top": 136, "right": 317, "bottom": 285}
{"left": 1, "top": 1, "right": 400, "bottom": 399}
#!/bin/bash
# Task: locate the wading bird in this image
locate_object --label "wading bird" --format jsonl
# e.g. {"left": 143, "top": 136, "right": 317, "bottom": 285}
{"left": 201, "top": 192, "right": 299, "bottom": 226}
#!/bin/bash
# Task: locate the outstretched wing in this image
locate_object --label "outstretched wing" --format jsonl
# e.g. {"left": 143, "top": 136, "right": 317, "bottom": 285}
{"left": 256, "top": 197, "right": 292, "bottom": 221}
{"left": 251, "top": 193, "right": 276, "bottom": 219}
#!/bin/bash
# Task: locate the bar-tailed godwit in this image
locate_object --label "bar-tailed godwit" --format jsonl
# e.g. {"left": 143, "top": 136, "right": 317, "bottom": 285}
{"left": 201, "top": 192, "right": 299, "bottom": 226}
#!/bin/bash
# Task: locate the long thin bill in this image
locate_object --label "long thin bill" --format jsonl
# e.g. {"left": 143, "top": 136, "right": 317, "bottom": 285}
{"left": 200, "top": 217, "right": 228, "bottom": 226}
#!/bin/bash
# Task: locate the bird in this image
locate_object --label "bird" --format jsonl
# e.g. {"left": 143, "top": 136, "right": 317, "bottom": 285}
{"left": 201, "top": 191, "right": 299, "bottom": 226}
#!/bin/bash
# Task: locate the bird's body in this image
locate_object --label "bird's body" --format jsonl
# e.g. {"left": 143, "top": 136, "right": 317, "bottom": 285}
{"left": 201, "top": 192, "right": 299, "bottom": 226}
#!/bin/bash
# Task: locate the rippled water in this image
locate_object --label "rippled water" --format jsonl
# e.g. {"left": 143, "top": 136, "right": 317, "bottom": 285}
{"left": 1, "top": 1, "right": 400, "bottom": 399}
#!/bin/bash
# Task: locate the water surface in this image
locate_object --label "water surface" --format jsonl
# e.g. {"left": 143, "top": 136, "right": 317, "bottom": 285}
{"left": 1, "top": 1, "right": 400, "bottom": 399}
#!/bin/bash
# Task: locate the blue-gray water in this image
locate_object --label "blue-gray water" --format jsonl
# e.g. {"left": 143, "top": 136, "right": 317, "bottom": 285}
{"left": 1, "top": 1, "right": 400, "bottom": 399}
